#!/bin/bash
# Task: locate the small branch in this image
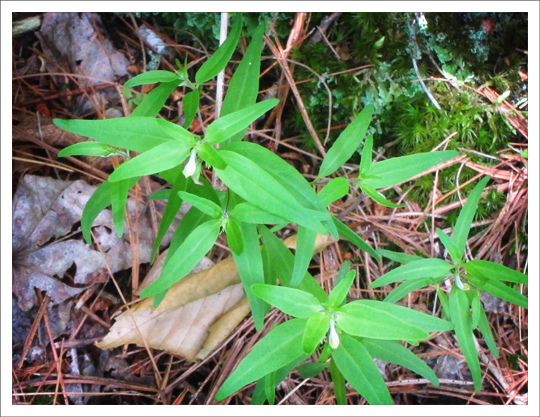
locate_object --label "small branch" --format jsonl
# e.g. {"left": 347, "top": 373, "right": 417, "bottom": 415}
{"left": 214, "top": 12, "right": 229, "bottom": 120}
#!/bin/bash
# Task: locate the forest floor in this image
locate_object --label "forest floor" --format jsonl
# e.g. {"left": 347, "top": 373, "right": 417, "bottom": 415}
{"left": 11, "top": 12, "right": 528, "bottom": 406}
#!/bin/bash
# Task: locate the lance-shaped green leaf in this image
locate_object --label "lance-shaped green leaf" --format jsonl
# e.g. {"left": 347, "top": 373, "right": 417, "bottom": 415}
{"left": 165, "top": 207, "right": 211, "bottom": 265}
{"left": 215, "top": 318, "right": 307, "bottom": 402}
{"left": 233, "top": 222, "right": 266, "bottom": 330}
{"left": 351, "top": 300, "right": 454, "bottom": 333}
{"left": 298, "top": 362, "right": 329, "bottom": 379}
{"left": 230, "top": 202, "right": 289, "bottom": 225}
{"left": 222, "top": 141, "right": 326, "bottom": 211}
{"left": 302, "top": 311, "right": 330, "bottom": 355}
{"left": 471, "top": 293, "right": 482, "bottom": 329}
{"left": 109, "top": 140, "right": 192, "bottom": 182}
{"left": 251, "top": 355, "right": 308, "bottom": 405}
{"left": 333, "top": 333, "right": 393, "bottom": 405}
{"left": 477, "top": 306, "right": 500, "bottom": 358}
{"left": 361, "top": 338, "right": 439, "bottom": 386}
{"left": 251, "top": 284, "right": 324, "bottom": 318}
{"left": 463, "top": 260, "right": 528, "bottom": 285}
{"left": 196, "top": 142, "right": 226, "bottom": 169}
{"left": 317, "top": 104, "right": 374, "bottom": 179}
{"left": 53, "top": 117, "right": 173, "bottom": 152}
{"left": 222, "top": 141, "right": 337, "bottom": 236}
{"left": 336, "top": 304, "right": 429, "bottom": 341}
{"left": 466, "top": 274, "right": 528, "bottom": 309}
{"left": 317, "top": 177, "right": 349, "bottom": 207}
{"left": 371, "top": 258, "right": 453, "bottom": 288}
{"left": 329, "top": 358, "right": 347, "bottom": 405}
{"left": 377, "top": 249, "right": 423, "bottom": 264}
{"left": 332, "top": 217, "right": 379, "bottom": 260}
{"left": 81, "top": 180, "right": 111, "bottom": 244}
{"left": 360, "top": 182, "right": 404, "bottom": 209}
{"left": 436, "top": 284, "right": 451, "bottom": 320}
{"left": 327, "top": 269, "right": 356, "bottom": 308}
{"left": 182, "top": 88, "right": 200, "bottom": 129}
{"left": 205, "top": 99, "right": 279, "bottom": 145}
{"left": 155, "top": 118, "right": 197, "bottom": 145}
{"left": 195, "top": 13, "right": 243, "bottom": 85}
{"left": 58, "top": 142, "right": 118, "bottom": 158}
{"left": 258, "top": 225, "right": 328, "bottom": 303}
{"left": 151, "top": 167, "right": 188, "bottom": 262}
{"left": 140, "top": 219, "right": 221, "bottom": 298}
{"left": 384, "top": 277, "right": 443, "bottom": 304}
{"left": 452, "top": 176, "right": 490, "bottom": 255}
{"left": 178, "top": 191, "right": 223, "bottom": 219}
{"left": 124, "top": 70, "right": 180, "bottom": 87}
{"left": 164, "top": 178, "right": 221, "bottom": 264}
{"left": 215, "top": 151, "right": 327, "bottom": 234}
{"left": 448, "top": 285, "right": 482, "bottom": 392}
{"left": 290, "top": 226, "right": 317, "bottom": 288}
{"left": 131, "top": 80, "right": 179, "bottom": 118}
{"left": 221, "top": 25, "right": 264, "bottom": 143}
{"left": 225, "top": 218, "right": 244, "bottom": 255}
{"left": 436, "top": 227, "right": 463, "bottom": 263}
{"left": 364, "top": 150, "right": 459, "bottom": 189}
{"left": 359, "top": 135, "right": 373, "bottom": 176}
{"left": 110, "top": 178, "right": 136, "bottom": 237}
{"left": 263, "top": 372, "right": 276, "bottom": 405}
{"left": 335, "top": 260, "right": 352, "bottom": 285}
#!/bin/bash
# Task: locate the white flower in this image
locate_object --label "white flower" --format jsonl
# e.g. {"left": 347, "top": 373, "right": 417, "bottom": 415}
{"left": 183, "top": 149, "right": 198, "bottom": 178}
{"left": 328, "top": 318, "right": 340, "bottom": 349}
{"left": 455, "top": 274, "right": 469, "bottom": 291}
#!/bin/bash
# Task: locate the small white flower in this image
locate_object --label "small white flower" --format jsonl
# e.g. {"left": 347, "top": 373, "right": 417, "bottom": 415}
{"left": 328, "top": 318, "right": 340, "bottom": 349}
{"left": 183, "top": 149, "right": 198, "bottom": 178}
{"left": 455, "top": 274, "right": 469, "bottom": 291}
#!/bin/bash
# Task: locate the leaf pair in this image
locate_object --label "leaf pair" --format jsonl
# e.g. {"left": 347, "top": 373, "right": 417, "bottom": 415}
{"left": 315, "top": 105, "right": 458, "bottom": 209}
{"left": 357, "top": 135, "right": 459, "bottom": 208}
{"left": 374, "top": 176, "right": 528, "bottom": 392}
{"left": 216, "top": 267, "right": 452, "bottom": 404}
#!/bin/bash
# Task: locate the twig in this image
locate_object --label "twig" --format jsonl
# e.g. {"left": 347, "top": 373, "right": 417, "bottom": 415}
{"left": 412, "top": 58, "right": 441, "bottom": 110}
{"left": 265, "top": 28, "right": 327, "bottom": 157}
{"left": 214, "top": 12, "right": 229, "bottom": 120}
{"left": 306, "top": 13, "right": 342, "bottom": 45}
{"left": 212, "top": 12, "right": 229, "bottom": 189}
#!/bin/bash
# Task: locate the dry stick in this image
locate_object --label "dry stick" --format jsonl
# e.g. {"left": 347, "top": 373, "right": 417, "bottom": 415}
{"left": 214, "top": 12, "right": 229, "bottom": 121}
{"left": 268, "top": 13, "right": 307, "bottom": 148}
{"left": 129, "top": 13, "right": 147, "bottom": 72}
{"left": 316, "top": 25, "right": 342, "bottom": 60}
{"left": 90, "top": 231, "right": 166, "bottom": 404}
{"left": 212, "top": 12, "right": 229, "bottom": 189}
{"left": 16, "top": 295, "right": 50, "bottom": 369}
{"left": 264, "top": 32, "right": 327, "bottom": 158}
{"left": 42, "top": 301, "right": 70, "bottom": 405}
{"left": 473, "top": 336, "right": 528, "bottom": 405}
{"left": 306, "top": 12, "right": 342, "bottom": 45}
{"left": 429, "top": 137, "right": 451, "bottom": 258}
{"left": 16, "top": 82, "right": 117, "bottom": 107}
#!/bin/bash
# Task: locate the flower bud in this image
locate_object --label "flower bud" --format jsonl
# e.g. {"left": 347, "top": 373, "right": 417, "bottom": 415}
{"left": 183, "top": 149, "right": 198, "bottom": 178}
{"left": 328, "top": 319, "right": 340, "bottom": 349}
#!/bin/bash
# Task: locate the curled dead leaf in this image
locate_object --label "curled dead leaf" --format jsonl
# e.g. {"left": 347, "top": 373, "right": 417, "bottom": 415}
{"left": 96, "top": 231, "right": 336, "bottom": 361}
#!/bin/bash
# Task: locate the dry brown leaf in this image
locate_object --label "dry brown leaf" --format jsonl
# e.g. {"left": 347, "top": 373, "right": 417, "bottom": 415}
{"left": 98, "top": 284, "right": 246, "bottom": 362}
{"left": 12, "top": 175, "right": 176, "bottom": 311}
{"left": 96, "top": 232, "right": 336, "bottom": 361}
{"left": 196, "top": 297, "right": 251, "bottom": 361}
{"left": 36, "top": 12, "right": 130, "bottom": 115}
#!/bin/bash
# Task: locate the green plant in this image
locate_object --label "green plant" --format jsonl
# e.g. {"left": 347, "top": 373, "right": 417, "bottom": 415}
{"left": 371, "top": 176, "right": 528, "bottom": 392}
{"left": 215, "top": 262, "right": 453, "bottom": 404}
{"left": 54, "top": 14, "right": 503, "bottom": 404}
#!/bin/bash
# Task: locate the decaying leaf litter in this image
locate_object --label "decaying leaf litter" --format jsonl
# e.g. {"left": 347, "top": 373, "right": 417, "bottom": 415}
{"left": 12, "top": 12, "right": 528, "bottom": 405}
